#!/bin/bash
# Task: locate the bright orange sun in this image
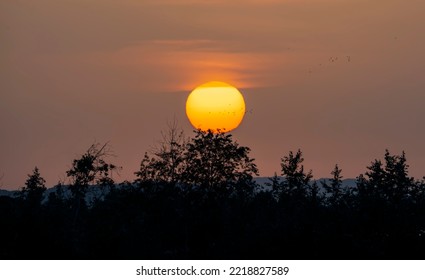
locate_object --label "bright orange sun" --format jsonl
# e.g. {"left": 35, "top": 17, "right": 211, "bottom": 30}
{"left": 186, "top": 81, "right": 246, "bottom": 133}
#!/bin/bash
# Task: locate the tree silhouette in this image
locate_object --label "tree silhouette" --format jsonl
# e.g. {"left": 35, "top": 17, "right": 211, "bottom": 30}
{"left": 66, "top": 142, "right": 118, "bottom": 200}
{"left": 182, "top": 129, "right": 258, "bottom": 194}
{"left": 382, "top": 150, "right": 413, "bottom": 203}
{"left": 65, "top": 140, "right": 119, "bottom": 245}
{"left": 20, "top": 166, "right": 46, "bottom": 206}
{"left": 322, "top": 164, "right": 343, "bottom": 207}
{"left": 135, "top": 122, "right": 186, "bottom": 186}
{"left": 134, "top": 153, "right": 160, "bottom": 185}
{"left": 274, "top": 149, "right": 313, "bottom": 202}
{"left": 267, "top": 172, "right": 283, "bottom": 200}
{"left": 12, "top": 167, "right": 48, "bottom": 258}
{"left": 357, "top": 150, "right": 413, "bottom": 204}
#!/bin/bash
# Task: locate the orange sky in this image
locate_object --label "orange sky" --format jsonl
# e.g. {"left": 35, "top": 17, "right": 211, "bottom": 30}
{"left": 1, "top": 0, "right": 425, "bottom": 189}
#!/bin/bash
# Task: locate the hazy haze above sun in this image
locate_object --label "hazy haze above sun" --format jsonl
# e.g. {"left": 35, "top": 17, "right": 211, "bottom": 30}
{"left": 186, "top": 81, "right": 245, "bottom": 133}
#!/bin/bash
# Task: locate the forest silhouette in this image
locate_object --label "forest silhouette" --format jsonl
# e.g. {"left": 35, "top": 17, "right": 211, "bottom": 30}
{"left": 1, "top": 127, "right": 425, "bottom": 259}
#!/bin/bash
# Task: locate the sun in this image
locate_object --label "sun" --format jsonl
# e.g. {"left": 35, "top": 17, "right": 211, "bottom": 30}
{"left": 186, "top": 81, "right": 246, "bottom": 133}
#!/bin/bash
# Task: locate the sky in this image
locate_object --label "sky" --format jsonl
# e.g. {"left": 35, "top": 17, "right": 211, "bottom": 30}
{"left": 1, "top": 0, "right": 425, "bottom": 189}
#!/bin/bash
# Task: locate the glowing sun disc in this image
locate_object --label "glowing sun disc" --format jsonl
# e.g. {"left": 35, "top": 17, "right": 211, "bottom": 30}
{"left": 186, "top": 81, "right": 246, "bottom": 133}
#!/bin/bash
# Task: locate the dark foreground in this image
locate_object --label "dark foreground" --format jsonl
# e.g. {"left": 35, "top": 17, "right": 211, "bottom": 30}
{"left": 1, "top": 179, "right": 425, "bottom": 260}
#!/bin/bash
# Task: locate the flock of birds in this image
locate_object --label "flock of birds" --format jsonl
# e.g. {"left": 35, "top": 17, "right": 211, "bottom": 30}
{"left": 243, "top": 35, "right": 401, "bottom": 116}
{"left": 328, "top": 55, "right": 351, "bottom": 63}
{"left": 307, "top": 55, "right": 352, "bottom": 75}
{"left": 304, "top": 35, "right": 400, "bottom": 75}
{"left": 242, "top": 55, "right": 354, "bottom": 116}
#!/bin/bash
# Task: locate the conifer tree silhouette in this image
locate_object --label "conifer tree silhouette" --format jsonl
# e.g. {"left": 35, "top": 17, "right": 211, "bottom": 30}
{"left": 21, "top": 166, "right": 46, "bottom": 206}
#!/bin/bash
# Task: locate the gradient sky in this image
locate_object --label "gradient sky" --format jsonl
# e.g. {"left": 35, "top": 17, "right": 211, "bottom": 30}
{"left": 1, "top": 0, "right": 425, "bottom": 189}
